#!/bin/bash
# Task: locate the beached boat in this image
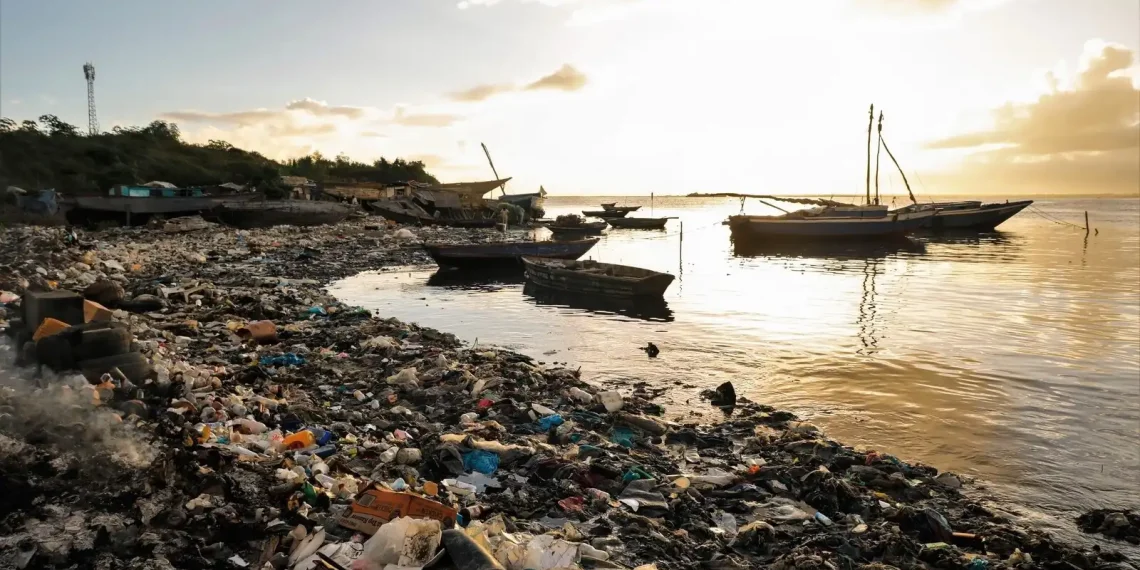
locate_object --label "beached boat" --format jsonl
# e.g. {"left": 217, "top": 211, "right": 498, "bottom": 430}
{"left": 64, "top": 186, "right": 262, "bottom": 226}
{"left": 424, "top": 238, "right": 599, "bottom": 270}
{"left": 211, "top": 200, "right": 354, "bottom": 229}
{"left": 583, "top": 209, "right": 627, "bottom": 218}
{"left": 894, "top": 200, "right": 1033, "bottom": 230}
{"left": 606, "top": 217, "right": 668, "bottom": 230}
{"left": 522, "top": 257, "right": 675, "bottom": 298}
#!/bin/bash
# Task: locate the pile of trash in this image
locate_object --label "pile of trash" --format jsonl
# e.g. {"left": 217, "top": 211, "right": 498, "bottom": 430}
{"left": 0, "top": 223, "right": 1135, "bottom": 570}
{"left": 553, "top": 215, "right": 589, "bottom": 227}
{"left": 1078, "top": 510, "right": 1140, "bottom": 545}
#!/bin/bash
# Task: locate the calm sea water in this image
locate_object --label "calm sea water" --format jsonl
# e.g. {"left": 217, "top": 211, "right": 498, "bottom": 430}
{"left": 331, "top": 196, "right": 1140, "bottom": 549}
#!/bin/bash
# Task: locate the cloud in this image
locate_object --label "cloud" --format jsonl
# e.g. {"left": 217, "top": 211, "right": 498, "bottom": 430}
{"left": 449, "top": 83, "right": 517, "bottom": 102}
{"left": 161, "top": 109, "right": 280, "bottom": 126}
{"left": 524, "top": 64, "right": 588, "bottom": 92}
{"left": 284, "top": 98, "right": 366, "bottom": 119}
{"left": 926, "top": 40, "right": 1140, "bottom": 194}
{"left": 447, "top": 64, "right": 588, "bottom": 102}
{"left": 391, "top": 107, "right": 462, "bottom": 127}
{"left": 406, "top": 154, "right": 448, "bottom": 168}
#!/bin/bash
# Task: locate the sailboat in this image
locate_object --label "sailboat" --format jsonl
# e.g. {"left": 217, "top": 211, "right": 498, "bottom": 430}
{"left": 725, "top": 105, "right": 935, "bottom": 241}
{"left": 480, "top": 143, "right": 548, "bottom": 218}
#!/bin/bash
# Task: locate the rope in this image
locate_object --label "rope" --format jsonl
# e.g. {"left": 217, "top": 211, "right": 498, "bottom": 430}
{"left": 1027, "top": 205, "right": 1086, "bottom": 230}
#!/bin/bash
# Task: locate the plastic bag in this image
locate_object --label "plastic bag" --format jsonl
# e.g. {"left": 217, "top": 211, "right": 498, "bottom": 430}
{"left": 358, "top": 517, "right": 442, "bottom": 568}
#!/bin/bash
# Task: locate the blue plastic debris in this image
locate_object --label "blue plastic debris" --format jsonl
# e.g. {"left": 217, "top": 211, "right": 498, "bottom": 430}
{"left": 537, "top": 414, "right": 564, "bottom": 431}
{"left": 462, "top": 450, "right": 500, "bottom": 475}
{"left": 610, "top": 426, "right": 635, "bottom": 449}
{"left": 259, "top": 353, "right": 306, "bottom": 367}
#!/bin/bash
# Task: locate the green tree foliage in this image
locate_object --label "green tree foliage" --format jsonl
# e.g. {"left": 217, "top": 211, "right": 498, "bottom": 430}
{"left": 282, "top": 153, "right": 439, "bottom": 185}
{"left": 0, "top": 116, "right": 439, "bottom": 192}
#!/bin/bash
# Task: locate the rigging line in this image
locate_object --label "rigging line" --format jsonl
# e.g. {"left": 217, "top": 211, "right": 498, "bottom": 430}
{"left": 1027, "top": 205, "right": 1085, "bottom": 230}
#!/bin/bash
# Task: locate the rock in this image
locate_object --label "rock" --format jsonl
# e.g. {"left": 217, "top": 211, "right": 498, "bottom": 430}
{"left": 934, "top": 472, "right": 962, "bottom": 489}
{"left": 84, "top": 278, "right": 126, "bottom": 306}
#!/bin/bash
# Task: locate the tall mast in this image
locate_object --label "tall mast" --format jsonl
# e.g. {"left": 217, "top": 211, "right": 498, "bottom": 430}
{"left": 480, "top": 142, "right": 506, "bottom": 196}
{"left": 874, "top": 111, "right": 883, "bottom": 206}
{"left": 865, "top": 104, "right": 874, "bottom": 206}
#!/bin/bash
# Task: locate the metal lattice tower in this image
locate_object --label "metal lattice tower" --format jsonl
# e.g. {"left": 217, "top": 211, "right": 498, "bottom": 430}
{"left": 83, "top": 62, "right": 99, "bottom": 135}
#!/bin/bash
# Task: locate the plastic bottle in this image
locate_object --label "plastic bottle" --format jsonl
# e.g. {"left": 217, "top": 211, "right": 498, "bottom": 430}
{"left": 283, "top": 430, "right": 316, "bottom": 450}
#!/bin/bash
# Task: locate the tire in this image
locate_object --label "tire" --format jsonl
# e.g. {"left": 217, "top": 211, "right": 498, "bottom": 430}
{"left": 78, "top": 351, "right": 152, "bottom": 384}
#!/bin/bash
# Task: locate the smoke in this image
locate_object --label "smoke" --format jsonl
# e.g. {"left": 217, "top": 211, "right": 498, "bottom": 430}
{"left": 0, "top": 340, "right": 159, "bottom": 470}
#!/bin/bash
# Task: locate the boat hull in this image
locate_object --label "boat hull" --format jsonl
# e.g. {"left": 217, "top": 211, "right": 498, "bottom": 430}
{"left": 606, "top": 217, "right": 668, "bottom": 229}
{"left": 921, "top": 200, "right": 1033, "bottom": 230}
{"left": 212, "top": 201, "right": 353, "bottom": 229}
{"left": 522, "top": 282, "right": 673, "bottom": 321}
{"left": 522, "top": 257, "right": 675, "bottom": 298}
{"left": 583, "top": 210, "right": 627, "bottom": 218}
{"left": 729, "top": 212, "right": 930, "bottom": 241}
{"left": 424, "top": 239, "right": 599, "bottom": 270}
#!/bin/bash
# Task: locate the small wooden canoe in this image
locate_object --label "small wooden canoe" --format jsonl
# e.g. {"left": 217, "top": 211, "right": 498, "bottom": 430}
{"left": 424, "top": 238, "right": 599, "bottom": 270}
{"left": 522, "top": 257, "right": 675, "bottom": 297}
{"left": 547, "top": 221, "right": 607, "bottom": 237}
{"left": 602, "top": 204, "right": 641, "bottom": 214}
{"left": 605, "top": 216, "right": 668, "bottom": 229}
{"left": 583, "top": 209, "right": 627, "bottom": 218}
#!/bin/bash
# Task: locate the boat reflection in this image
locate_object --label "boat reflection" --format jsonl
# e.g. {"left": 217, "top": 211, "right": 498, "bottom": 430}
{"left": 916, "top": 229, "right": 1013, "bottom": 246}
{"left": 732, "top": 238, "right": 926, "bottom": 260}
{"left": 522, "top": 282, "right": 675, "bottom": 322}
{"left": 425, "top": 269, "right": 525, "bottom": 290}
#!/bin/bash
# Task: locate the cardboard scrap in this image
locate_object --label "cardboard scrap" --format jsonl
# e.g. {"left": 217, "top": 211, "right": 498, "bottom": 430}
{"left": 33, "top": 318, "right": 69, "bottom": 341}
{"left": 338, "top": 484, "right": 457, "bottom": 535}
{"left": 84, "top": 299, "right": 113, "bottom": 323}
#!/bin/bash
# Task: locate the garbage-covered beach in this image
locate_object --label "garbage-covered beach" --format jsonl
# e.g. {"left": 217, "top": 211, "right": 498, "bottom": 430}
{"left": 1, "top": 219, "right": 1136, "bottom": 570}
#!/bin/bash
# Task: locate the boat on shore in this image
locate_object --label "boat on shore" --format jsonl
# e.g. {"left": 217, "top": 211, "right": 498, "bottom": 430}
{"left": 547, "top": 221, "right": 607, "bottom": 238}
{"left": 211, "top": 200, "right": 355, "bottom": 229}
{"left": 896, "top": 200, "right": 1033, "bottom": 230}
{"left": 424, "top": 238, "right": 599, "bottom": 270}
{"left": 64, "top": 187, "right": 262, "bottom": 226}
{"left": 522, "top": 257, "right": 675, "bottom": 298}
{"left": 606, "top": 217, "right": 669, "bottom": 230}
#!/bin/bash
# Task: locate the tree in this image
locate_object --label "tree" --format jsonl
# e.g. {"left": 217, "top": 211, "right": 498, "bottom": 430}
{"left": 0, "top": 118, "right": 15, "bottom": 133}
{"left": 38, "top": 115, "right": 80, "bottom": 137}
{"left": 206, "top": 140, "right": 234, "bottom": 151}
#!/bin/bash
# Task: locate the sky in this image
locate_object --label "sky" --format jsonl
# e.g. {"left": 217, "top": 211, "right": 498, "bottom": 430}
{"left": 1, "top": 0, "right": 1138, "bottom": 196}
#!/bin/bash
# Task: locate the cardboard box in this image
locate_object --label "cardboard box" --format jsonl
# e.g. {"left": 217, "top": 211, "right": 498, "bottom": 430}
{"left": 338, "top": 485, "right": 457, "bottom": 535}
{"left": 32, "top": 318, "right": 70, "bottom": 341}
{"left": 84, "top": 299, "right": 113, "bottom": 323}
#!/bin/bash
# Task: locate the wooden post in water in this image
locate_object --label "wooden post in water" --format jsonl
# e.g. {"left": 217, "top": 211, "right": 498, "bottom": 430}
{"left": 1085, "top": 211, "right": 1090, "bottom": 236}
{"left": 679, "top": 220, "right": 683, "bottom": 275}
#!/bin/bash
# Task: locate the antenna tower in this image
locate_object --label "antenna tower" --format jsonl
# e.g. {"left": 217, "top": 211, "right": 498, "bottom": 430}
{"left": 83, "top": 62, "right": 99, "bottom": 135}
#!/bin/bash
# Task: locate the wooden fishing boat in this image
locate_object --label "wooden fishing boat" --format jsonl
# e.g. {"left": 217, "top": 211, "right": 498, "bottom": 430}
{"left": 547, "top": 221, "right": 608, "bottom": 237}
{"left": 583, "top": 209, "right": 627, "bottom": 218}
{"left": 893, "top": 200, "right": 1033, "bottom": 231}
{"left": 728, "top": 204, "right": 934, "bottom": 241}
{"left": 522, "top": 257, "right": 675, "bottom": 297}
{"left": 713, "top": 104, "right": 940, "bottom": 243}
{"left": 424, "top": 238, "right": 599, "bottom": 270}
{"left": 606, "top": 217, "right": 668, "bottom": 229}
{"left": 211, "top": 200, "right": 354, "bottom": 228}
{"left": 602, "top": 204, "right": 641, "bottom": 214}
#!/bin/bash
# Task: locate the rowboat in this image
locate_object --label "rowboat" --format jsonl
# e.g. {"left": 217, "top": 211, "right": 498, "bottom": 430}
{"left": 583, "top": 209, "right": 627, "bottom": 218}
{"left": 522, "top": 257, "right": 675, "bottom": 297}
{"left": 547, "top": 221, "right": 608, "bottom": 237}
{"left": 894, "top": 200, "right": 1033, "bottom": 231}
{"left": 605, "top": 217, "right": 668, "bottom": 230}
{"left": 424, "top": 238, "right": 599, "bottom": 270}
{"left": 602, "top": 204, "right": 641, "bottom": 214}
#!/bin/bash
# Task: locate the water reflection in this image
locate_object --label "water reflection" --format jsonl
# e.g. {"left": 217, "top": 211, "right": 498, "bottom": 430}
{"left": 425, "top": 268, "right": 525, "bottom": 289}
{"left": 857, "top": 258, "right": 881, "bottom": 355}
{"left": 523, "top": 282, "right": 674, "bottom": 322}
{"left": 732, "top": 238, "right": 926, "bottom": 260}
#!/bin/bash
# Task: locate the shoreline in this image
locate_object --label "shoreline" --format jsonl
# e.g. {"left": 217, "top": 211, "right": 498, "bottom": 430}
{"left": 0, "top": 219, "right": 1134, "bottom": 569}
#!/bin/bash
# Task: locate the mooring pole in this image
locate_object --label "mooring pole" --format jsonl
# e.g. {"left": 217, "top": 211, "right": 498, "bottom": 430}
{"left": 679, "top": 220, "right": 683, "bottom": 275}
{"left": 1084, "top": 211, "right": 1090, "bottom": 236}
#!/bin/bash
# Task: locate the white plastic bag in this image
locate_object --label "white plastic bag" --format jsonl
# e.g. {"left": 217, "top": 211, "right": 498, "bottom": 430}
{"left": 358, "top": 517, "right": 442, "bottom": 568}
